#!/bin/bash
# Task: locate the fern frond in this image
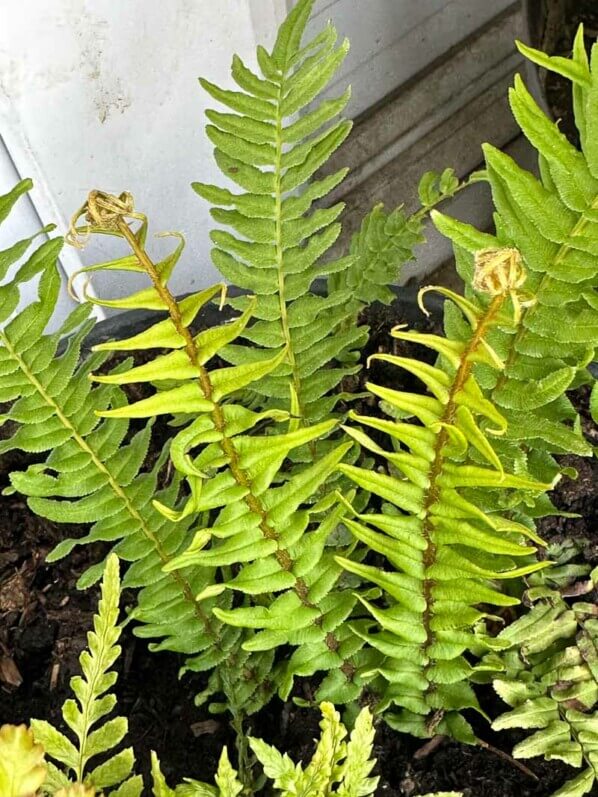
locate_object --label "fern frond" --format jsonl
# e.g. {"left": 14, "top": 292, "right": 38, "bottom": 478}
{"left": 329, "top": 203, "right": 424, "bottom": 308}
{"left": 336, "top": 255, "right": 555, "bottom": 740}
{"left": 493, "top": 580, "right": 598, "bottom": 797}
{"left": 193, "top": 0, "right": 375, "bottom": 423}
{"left": 432, "top": 28, "right": 597, "bottom": 488}
{"left": 69, "top": 191, "right": 363, "bottom": 709}
{"left": 0, "top": 182, "right": 246, "bottom": 714}
{"left": 31, "top": 555, "right": 141, "bottom": 796}
{"left": 0, "top": 725, "right": 47, "bottom": 797}
{"left": 249, "top": 702, "right": 378, "bottom": 797}
{"left": 329, "top": 167, "right": 464, "bottom": 318}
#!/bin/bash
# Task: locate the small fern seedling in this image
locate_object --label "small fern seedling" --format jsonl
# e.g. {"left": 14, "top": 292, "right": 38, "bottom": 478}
{"left": 151, "top": 702, "right": 379, "bottom": 797}
{"left": 492, "top": 565, "right": 598, "bottom": 797}
{"left": 31, "top": 554, "right": 143, "bottom": 796}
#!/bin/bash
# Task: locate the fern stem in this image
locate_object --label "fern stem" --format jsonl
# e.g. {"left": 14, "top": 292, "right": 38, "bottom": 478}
{"left": 273, "top": 78, "right": 309, "bottom": 431}
{"left": 0, "top": 330, "right": 214, "bottom": 640}
{"left": 477, "top": 739, "right": 539, "bottom": 781}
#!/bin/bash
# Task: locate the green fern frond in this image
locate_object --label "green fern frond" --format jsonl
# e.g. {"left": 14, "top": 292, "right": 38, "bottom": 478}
{"left": 31, "top": 555, "right": 142, "bottom": 796}
{"left": 493, "top": 578, "right": 598, "bottom": 797}
{"left": 0, "top": 182, "right": 253, "bottom": 714}
{"left": 329, "top": 203, "right": 424, "bottom": 308}
{"left": 193, "top": 0, "right": 370, "bottom": 423}
{"left": 336, "top": 260, "right": 555, "bottom": 740}
{"left": 432, "top": 27, "right": 597, "bottom": 489}
{"left": 329, "top": 166, "right": 464, "bottom": 316}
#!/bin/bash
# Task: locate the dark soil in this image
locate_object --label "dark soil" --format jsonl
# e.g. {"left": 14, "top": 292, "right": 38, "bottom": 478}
{"left": 540, "top": 0, "right": 598, "bottom": 146}
{"left": 0, "top": 298, "right": 596, "bottom": 796}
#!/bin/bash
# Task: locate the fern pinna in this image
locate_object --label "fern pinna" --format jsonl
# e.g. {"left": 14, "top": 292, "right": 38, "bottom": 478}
{"left": 493, "top": 572, "right": 598, "bottom": 797}
{"left": 68, "top": 190, "right": 367, "bottom": 708}
{"left": 433, "top": 28, "right": 597, "bottom": 498}
{"left": 336, "top": 249, "right": 555, "bottom": 741}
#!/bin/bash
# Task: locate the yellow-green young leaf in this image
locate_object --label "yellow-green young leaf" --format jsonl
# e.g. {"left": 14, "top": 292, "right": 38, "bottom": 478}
{"left": 0, "top": 725, "right": 47, "bottom": 797}
{"left": 513, "top": 721, "right": 582, "bottom": 765}
{"left": 516, "top": 40, "right": 591, "bottom": 87}
{"left": 431, "top": 210, "right": 498, "bottom": 255}
{"left": 590, "top": 381, "right": 598, "bottom": 424}
{"left": 92, "top": 285, "right": 224, "bottom": 352}
{"left": 337, "top": 705, "right": 378, "bottom": 797}
{"left": 55, "top": 785, "right": 96, "bottom": 797}
{"left": 31, "top": 555, "right": 135, "bottom": 789}
{"left": 88, "top": 747, "right": 135, "bottom": 789}
{"left": 214, "top": 749, "right": 243, "bottom": 797}
{"left": 339, "top": 463, "right": 424, "bottom": 515}
{"left": 97, "top": 383, "right": 214, "bottom": 418}
{"left": 210, "top": 347, "right": 287, "bottom": 400}
{"left": 29, "top": 721, "right": 78, "bottom": 772}
{"left": 150, "top": 752, "right": 177, "bottom": 797}
{"left": 109, "top": 776, "right": 145, "bottom": 797}
{"left": 551, "top": 768, "right": 595, "bottom": 797}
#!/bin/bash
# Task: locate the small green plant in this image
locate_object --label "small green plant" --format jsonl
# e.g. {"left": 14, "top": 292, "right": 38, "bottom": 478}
{"left": 31, "top": 554, "right": 142, "bottom": 796}
{"left": 0, "top": 554, "right": 141, "bottom": 797}
{"left": 492, "top": 557, "right": 598, "bottom": 797}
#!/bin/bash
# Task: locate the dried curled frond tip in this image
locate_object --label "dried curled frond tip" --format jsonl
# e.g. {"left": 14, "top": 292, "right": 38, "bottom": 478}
{"left": 473, "top": 247, "right": 526, "bottom": 295}
{"left": 67, "top": 189, "right": 141, "bottom": 248}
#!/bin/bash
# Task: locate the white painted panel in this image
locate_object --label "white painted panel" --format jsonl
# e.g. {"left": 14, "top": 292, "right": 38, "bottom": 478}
{"left": 306, "top": 0, "right": 516, "bottom": 117}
